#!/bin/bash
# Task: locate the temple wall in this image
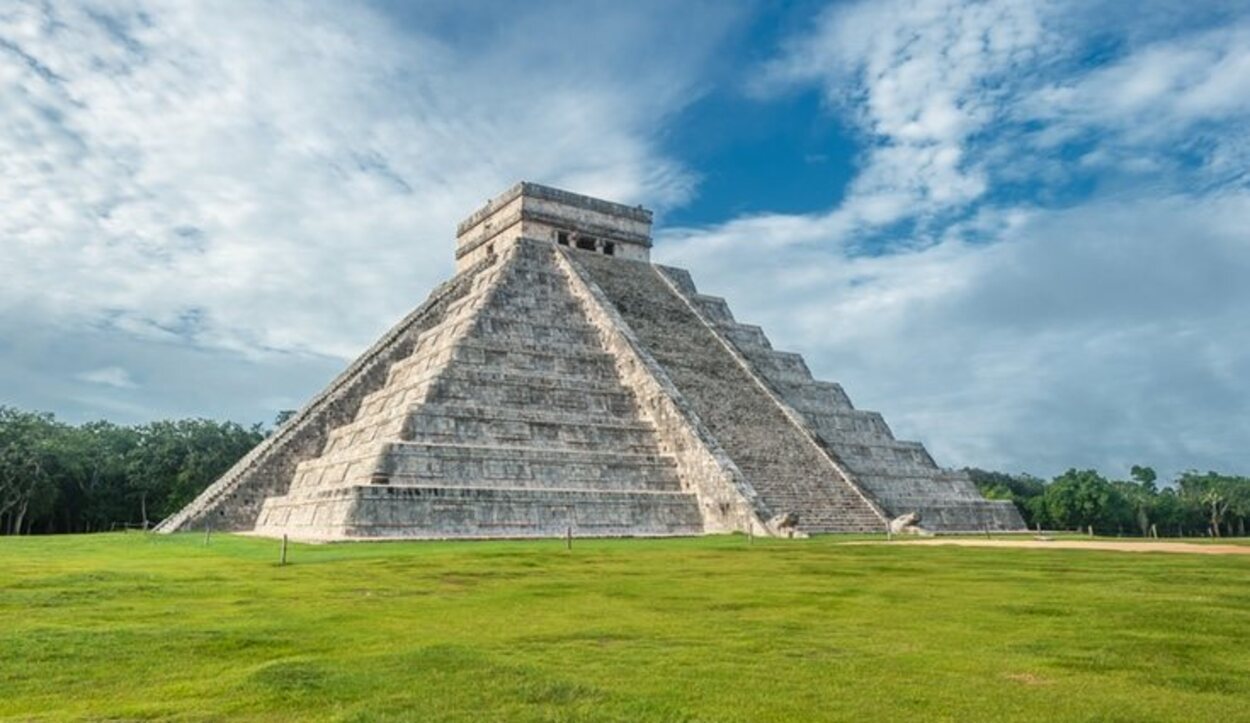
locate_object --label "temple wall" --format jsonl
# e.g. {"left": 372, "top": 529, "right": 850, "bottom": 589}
{"left": 455, "top": 182, "right": 651, "bottom": 270}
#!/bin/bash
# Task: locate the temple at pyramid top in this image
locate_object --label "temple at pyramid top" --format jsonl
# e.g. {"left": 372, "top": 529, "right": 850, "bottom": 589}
{"left": 158, "top": 181, "right": 1023, "bottom": 541}
{"left": 455, "top": 181, "right": 652, "bottom": 270}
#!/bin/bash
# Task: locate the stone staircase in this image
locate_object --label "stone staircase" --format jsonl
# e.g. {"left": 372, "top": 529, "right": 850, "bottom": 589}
{"left": 574, "top": 252, "right": 886, "bottom": 534}
{"left": 253, "top": 240, "right": 703, "bottom": 539}
{"left": 656, "top": 267, "right": 1024, "bottom": 533}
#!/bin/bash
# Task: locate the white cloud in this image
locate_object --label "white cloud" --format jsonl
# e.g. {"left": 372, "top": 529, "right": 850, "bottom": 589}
{"left": 77, "top": 366, "right": 137, "bottom": 389}
{"left": 753, "top": 0, "right": 1054, "bottom": 242}
{"left": 4, "top": 0, "right": 1247, "bottom": 484}
{"left": 1025, "top": 21, "right": 1250, "bottom": 185}
{"left": 659, "top": 191, "right": 1250, "bottom": 480}
{"left": 659, "top": 0, "right": 1250, "bottom": 479}
{"left": 1031, "top": 24, "right": 1250, "bottom": 132}
{"left": 0, "top": 0, "right": 737, "bottom": 362}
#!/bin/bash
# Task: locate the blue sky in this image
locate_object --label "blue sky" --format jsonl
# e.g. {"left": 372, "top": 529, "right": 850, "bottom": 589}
{"left": 1, "top": 0, "right": 1247, "bottom": 480}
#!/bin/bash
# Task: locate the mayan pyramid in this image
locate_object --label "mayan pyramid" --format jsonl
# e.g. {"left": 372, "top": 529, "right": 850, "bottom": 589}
{"left": 157, "top": 182, "right": 1024, "bottom": 540}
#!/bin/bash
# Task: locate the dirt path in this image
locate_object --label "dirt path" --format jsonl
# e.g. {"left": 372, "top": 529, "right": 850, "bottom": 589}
{"left": 877, "top": 538, "right": 1250, "bottom": 555}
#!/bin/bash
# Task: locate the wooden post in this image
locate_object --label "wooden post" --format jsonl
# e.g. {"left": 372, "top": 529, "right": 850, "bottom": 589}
{"left": 280, "top": 534, "right": 288, "bottom": 566}
{"left": 565, "top": 526, "right": 572, "bottom": 551}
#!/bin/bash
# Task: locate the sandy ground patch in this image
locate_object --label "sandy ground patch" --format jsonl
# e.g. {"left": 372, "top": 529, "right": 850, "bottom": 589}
{"left": 878, "top": 538, "right": 1250, "bottom": 555}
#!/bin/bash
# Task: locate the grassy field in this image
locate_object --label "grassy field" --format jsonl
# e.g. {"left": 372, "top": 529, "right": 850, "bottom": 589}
{"left": 2, "top": 533, "right": 1248, "bottom": 722}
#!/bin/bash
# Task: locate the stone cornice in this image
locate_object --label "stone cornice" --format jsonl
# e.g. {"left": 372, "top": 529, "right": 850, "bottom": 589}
{"left": 456, "top": 181, "right": 652, "bottom": 237}
{"left": 455, "top": 208, "right": 652, "bottom": 260}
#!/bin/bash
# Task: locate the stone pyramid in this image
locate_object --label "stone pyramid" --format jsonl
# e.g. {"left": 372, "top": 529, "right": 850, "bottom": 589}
{"left": 158, "top": 183, "right": 1023, "bottom": 540}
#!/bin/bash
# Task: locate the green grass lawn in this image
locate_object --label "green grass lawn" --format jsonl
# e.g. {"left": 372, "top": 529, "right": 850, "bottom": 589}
{"left": 2, "top": 533, "right": 1248, "bottom": 722}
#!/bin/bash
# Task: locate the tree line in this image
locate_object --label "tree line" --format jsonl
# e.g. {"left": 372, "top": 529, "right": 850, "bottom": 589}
{"left": 2, "top": 404, "right": 1247, "bottom": 537}
{"left": 0, "top": 406, "right": 265, "bottom": 535}
{"left": 968, "top": 466, "right": 1250, "bottom": 537}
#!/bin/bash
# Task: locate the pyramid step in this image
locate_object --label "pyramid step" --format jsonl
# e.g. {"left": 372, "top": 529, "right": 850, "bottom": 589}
{"left": 293, "top": 440, "right": 681, "bottom": 495}
{"left": 435, "top": 367, "right": 644, "bottom": 396}
{"left": 717, "top": 323, "right": 772, "bottom": 350}
{"left": 355, "top": 484, "right": 694, "bottom": 498}
{"left": 256, "top": 484, "right": 705, "bottom": 539}
{"left": 292, "top": 442, "right": 389, "bottom": 490}
{"left": 355, "top": 365, "right": 643, "bottom": 429}
{"left": 740, "top": 350, "right": 813, "bottom": 383}
{"left": 322, "top": 414, "right": 406, "bottom": 454}
{"left": 820, "top": 440, "right": 935, "bottom": 469}
{"left": 479, "top": 296, "right": 585, "bottom": 316}
{"left": 840, "top": 459, "right": 943, "bottom": 478}
{"left": 325, "top": 390, "right": 657, "bottom": 454}
{"left": 689, "top": 294, "right": 735, "bottom": 323}
{"left": 424, "top": 375, "right": 639, "bottom": 417}
{"left": 407, "top": 402, "right": 656, "bottom": 430}
{"left": 803, "top": 410, "right": 892, "bottom": 436}
{"left": 378, "top": 441, "right": 682, "bottom": 492}
{"left": 354, "top": 379, "right": 434, "bottom": 422}
{"left": 809, "top": 426, "right": 899, "bottom": 448}
{"left": 405, "top": 402, "right": 663, "bottom": 453}
{"left": 383, "top": 345, "right": 458, "bottom": 388}
{"left": 457, "top": 334, "right": 612, "bottom": 358}
{"left": 452, "top": 341, "right": 619, "bottom": 378}
{"left": 470, "top": 314, "right": 602, "bottom": 348}
{"left": 772, "top": 380, "right": 855, "bottom": 413}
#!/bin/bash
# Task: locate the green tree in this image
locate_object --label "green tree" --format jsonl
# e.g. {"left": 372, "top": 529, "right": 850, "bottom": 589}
{"left": 1, "top": 407, "right": 265, "bottom": 534}
{"left": 1178, "top": 472, "right": 1237, "bottom": 537}
{"left": 0, "top": 407, "right": 63, "bottom": 534}
{"left": 1042, "top": 469, "right": 1128, "bottom": 534}
{"left": 125, "top": 418, "right": 266, "bottom": 524}
{"left": 965, "top": 468, "right": 1045, "bottom": 528}
{"left": 1230, "top": 480, "right": 1250, "bottom": 537}
{"left": 1111, "top": 479, "right": 1154, "bottom": 536}
{"left": 273, "top": 410, "right": 297, "bottom": 429}
{"left": 1130, "top": 465, "right": 1157, "bottom": 489}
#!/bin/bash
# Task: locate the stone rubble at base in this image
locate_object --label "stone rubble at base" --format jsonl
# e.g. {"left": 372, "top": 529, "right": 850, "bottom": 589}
{"left": 157, "top": 182, "right": 1025, "bottom": 540}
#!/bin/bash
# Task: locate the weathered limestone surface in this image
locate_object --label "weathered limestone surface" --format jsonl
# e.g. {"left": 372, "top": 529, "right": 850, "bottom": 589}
{"left": 655, "top": 267, "right": 1024, "bottom": 532}
{"left": 159, "top": 181, "right": 1024, "bottom": 539}
{"left": 253, "top": 240, "right": 703, "bottom": 540}
{"left": 573, "top": 253, "right": 887, "bottom": 534}
{"left": 555, "top": 247, "right": 770, "bottom": 535}
{"left": 455, "top": 182, "right": 651, "bottom": 271}
{"left": 155, "top": 258, "right": 492, "bottom": 533}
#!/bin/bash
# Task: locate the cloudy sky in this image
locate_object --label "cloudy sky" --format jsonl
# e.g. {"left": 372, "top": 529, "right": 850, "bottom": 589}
{"left": 2, "top": 0, "right": 1246, "bottom": 480}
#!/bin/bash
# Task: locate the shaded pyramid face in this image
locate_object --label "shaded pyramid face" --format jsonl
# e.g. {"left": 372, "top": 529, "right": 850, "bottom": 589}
{"left": 159, "top": 183, "right": 1024, "bottom": 540}
{"left": 575, "top": 255, "right": 1023, "bottom": 534}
